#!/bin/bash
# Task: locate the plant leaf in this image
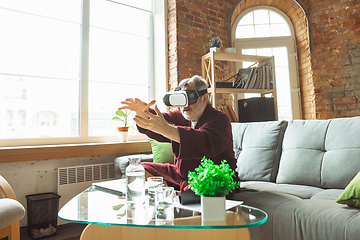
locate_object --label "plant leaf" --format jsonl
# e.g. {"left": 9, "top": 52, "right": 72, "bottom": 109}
{"left": 116, "top": 110, "right": 127, "bottom": 117}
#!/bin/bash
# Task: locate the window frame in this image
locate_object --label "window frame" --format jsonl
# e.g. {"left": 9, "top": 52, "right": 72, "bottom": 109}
{"left": 231, "top": 6, "right": 302, "bottom": 120}
{"left": 0, "top": 0, "right": 168, "bottom": 150}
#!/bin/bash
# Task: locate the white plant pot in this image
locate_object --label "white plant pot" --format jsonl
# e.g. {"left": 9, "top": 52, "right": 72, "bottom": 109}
{"left": 117, "top": 127, "right": 129, "bottom": 142}
{"left": 118, "top": 131, "right": 128, "bottom": 142}
{"left": 225, "top": 47, "right": 236, "bottom": 53}
{"left": 210, "top": 47, "right": 221, "bottom": 53}
{"left": 201, "top": 196, "right": 226, "bottom": 223}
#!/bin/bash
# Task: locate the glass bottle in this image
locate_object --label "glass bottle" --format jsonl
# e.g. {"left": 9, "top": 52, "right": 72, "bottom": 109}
{"left": 126, "top": 157, "right": 145, "bottom": 206}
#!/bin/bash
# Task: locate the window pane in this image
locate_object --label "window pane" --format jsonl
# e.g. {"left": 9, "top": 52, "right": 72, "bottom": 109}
{"left": 269, "top": 11, "right": 286, "bottom": 24}
{"left": 88, "top": 82, "right": 148, "bottom": 136}
{"left": 273, "top": 47, "right": 288, "bottom": 67}
{"left": 256, "top": 48, "right": 272, "bottom": 57}
{"left": 254, "top": 24, "right": 271, "bottom": 38}
{"left": 113, "top": 0, "right": 152, "bottom": 11}
{"left": 236, "top": 9, "right": 291, "bottom": 39}
{"left": 275, "top": 67, "right": 292, "bottom": 120}
{"left": 238, "top": 12, "right": 253, "bottom": 25}
{"left": 0, "top": 9, "right": 81, "bottom": 79}
{"left": 89, "top": 28, "right": 149, "bottom": 84}
{"left": 254, "top": 10, "right": 269, "bottom": 24}
{"left": 0, "top": 0, "right": 81, "bottom": 22}
{"left": 88, "top": 0, "right": 151, "bottom": 137}
{"left": 0, "top": 75, "right": 79, "bottom": 139}
{"left": 90, "top": 0, "right": 149, "bottom": 37}
{"left": 236, "top": 25, "right": 255, "bottom": 39}
{"left": 271, "top": 23, "right": 291, "bottom": 37}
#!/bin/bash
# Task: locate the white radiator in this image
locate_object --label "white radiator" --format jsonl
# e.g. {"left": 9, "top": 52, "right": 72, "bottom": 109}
{"left": 57, "top": 163, "right": 115, "bottom": 224}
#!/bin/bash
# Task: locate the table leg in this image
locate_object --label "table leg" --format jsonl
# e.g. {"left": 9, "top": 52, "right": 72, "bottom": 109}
{"left": 80, "top": 224, "right": 251, "bottom": 240}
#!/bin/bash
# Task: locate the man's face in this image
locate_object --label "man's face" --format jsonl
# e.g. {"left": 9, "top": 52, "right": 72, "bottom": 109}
{"left": 180, "top": 82, "right": 207, "bottom": 122}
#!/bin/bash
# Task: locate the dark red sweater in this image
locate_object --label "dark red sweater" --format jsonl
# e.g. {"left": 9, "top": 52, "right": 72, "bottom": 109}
{"left": 138, "top": 104, "right": 239, "bottom": 183}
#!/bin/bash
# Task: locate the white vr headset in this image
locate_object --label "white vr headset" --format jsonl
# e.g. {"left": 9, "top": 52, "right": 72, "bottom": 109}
{"left": 163, "top": 80, "right": 208, "bottom": 107}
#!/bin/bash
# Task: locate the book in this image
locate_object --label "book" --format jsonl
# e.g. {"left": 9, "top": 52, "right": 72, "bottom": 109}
{"left": 243, "top": 68, "right": 254, "bottom": 88}
{"left": 234, "top": 68, "right": 252, "bottom": 88}
{"left": 247, "top": 67, "right": 258, "bottom": 89}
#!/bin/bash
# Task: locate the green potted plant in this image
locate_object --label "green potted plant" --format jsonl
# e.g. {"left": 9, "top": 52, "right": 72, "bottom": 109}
{"left": 208, "top": 37, "right": 222, "bottom": 53}
{"left": 112, "top": 109, "right": 134, "bottom": 142}
{"left": 188, "top": 157, "right": 240, "bottom": 222}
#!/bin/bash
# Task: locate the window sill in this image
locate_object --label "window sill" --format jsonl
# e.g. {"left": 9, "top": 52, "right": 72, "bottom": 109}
{"left": 0, "top": 141, "right": 152, "bottom": 163}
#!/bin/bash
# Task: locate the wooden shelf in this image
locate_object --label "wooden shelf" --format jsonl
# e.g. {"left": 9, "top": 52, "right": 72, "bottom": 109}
{"left": 202, "top": 51, "right": 278, "bottom": 121}
{"left": 208, "top": 88, "right": 275, "bottom": 95}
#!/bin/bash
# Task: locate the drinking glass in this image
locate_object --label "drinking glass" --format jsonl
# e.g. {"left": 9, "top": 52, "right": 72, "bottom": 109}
{"left": 155, "top": 187, "right": 174, "bottom": 225}
{"left": 147, "top": 176, "right": 163, "bottom": 206}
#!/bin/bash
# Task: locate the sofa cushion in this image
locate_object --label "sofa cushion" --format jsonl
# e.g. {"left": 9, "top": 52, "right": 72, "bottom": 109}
{"left": 277, "top": 117, "right": 360, "bottom": 189}
{"left": 322, "top": 116, "right": 360, "bottom": 189}
{"left": 241, "top": 181, "right": 323, "bottom": 199}
{"left": 311, "top": 189, "right": 343, "bottom": 201}
{"left": 336, "top": 171, "right": 360, "bottom": 208}
{"left": 232, "top": 187, "right": 300, "bottom": 240}
{"left": 276, "top": 119, "right": 330, "bottom": 187}
{"left": 273, "top": 198, "right": 360, "bottom": 240}
{"left": 231, "top": 121, "right": 287, "bottom": 182}
{"left": 149, "top": 139, "right": 174, "bottom": 164}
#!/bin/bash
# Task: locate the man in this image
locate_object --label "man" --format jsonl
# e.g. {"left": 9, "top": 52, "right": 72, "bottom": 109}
{"left": 120, "top": 75, "right": 239, "bottom": 191}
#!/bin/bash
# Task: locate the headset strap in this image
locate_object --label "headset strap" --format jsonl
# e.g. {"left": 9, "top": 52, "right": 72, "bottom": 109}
{"left": 197, "top": 89, "right": 207, "bottom": 97}
{"left": 175, "top": 79, "right": 190, "bottom": 91}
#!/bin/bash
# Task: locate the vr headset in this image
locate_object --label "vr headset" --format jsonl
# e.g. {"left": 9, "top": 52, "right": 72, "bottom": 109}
{"left": 163, "top": 80, "right": 208, "bottom": 107}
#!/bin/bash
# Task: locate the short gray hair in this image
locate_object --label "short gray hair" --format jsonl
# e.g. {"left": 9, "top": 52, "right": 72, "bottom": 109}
{"left": 178, "top": 75, "right": 210, "bottom": 104}
{"left": 178, "top": 75, "right": 208, "bottom": 91}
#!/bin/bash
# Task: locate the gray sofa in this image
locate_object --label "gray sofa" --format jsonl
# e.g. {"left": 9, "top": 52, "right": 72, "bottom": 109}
{"left": 230, "top": 116, "right": 360, "bottom": 240}
{"left": 114, "top": 116, "right": 360, "bottom": 240}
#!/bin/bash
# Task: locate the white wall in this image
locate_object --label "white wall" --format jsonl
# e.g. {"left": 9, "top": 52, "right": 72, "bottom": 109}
{"left": 0, "top": 154, "right": 122, "bottom": 227}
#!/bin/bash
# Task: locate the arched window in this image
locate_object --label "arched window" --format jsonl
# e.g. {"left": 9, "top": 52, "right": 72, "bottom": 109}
{"left": 232, "top": 7, "right": 301, "bottom": 120}
{"left": 17, "top": 110, "right": 26, "bottom": 126}
{"left": 7, "top": 110, "right": 14, "bottom": 126}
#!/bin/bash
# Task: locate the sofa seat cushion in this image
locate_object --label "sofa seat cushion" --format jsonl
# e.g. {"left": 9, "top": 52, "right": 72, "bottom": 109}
{"left": 241, "top": 181, "right": 324, "bottom": 199}
{"left": 232, "top": 187, "right": 300, "bottom": 240}
{"left": 231, "top": 121, "right": 287, "bottom": 182}
{"left": 0, "top": 198, "right": 25, "bottom": 229}
{"left": 310, "top": 189, "right": 343, "bottom": 201}
{"left": 273, "top": 198, "right": 360, "bottom": 240}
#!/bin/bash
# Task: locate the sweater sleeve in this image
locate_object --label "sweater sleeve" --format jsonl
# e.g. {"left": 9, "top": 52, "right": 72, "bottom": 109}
{"left": 137, "top": 108, "right": 190, "bottom": 143}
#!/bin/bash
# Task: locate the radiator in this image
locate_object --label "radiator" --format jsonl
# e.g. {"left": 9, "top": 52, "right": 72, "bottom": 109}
{"left": 57, "top": 163, "right": 115, "bottom": 224}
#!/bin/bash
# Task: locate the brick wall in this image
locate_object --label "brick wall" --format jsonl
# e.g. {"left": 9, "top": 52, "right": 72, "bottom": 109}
{"left": 167, "top": 0, "right": 360, "bottom": 119}
{"left": 310, "top": 0, "right": 360, "bottom": 119}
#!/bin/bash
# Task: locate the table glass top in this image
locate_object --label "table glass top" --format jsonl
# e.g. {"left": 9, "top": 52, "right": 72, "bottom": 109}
{"left": 58, "top": 186, "right": 267, "bottom": 229}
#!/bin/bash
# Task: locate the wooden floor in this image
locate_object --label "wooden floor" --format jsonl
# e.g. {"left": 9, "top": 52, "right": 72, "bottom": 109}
{"left": 17, "top": 223, "right": 86, "bottom": 240}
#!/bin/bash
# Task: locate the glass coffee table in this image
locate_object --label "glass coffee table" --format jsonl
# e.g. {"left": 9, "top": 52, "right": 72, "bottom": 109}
{"left": 59, "top": 185, "right": 267, "bottom": 240}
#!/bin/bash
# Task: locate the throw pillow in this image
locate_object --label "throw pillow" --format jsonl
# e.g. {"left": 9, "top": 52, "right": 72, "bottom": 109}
{"left": 149, "top": 139, "right": 174, "bottom": 164}
{"left": 336, "top": 171, "right": 360, "bottom": 208}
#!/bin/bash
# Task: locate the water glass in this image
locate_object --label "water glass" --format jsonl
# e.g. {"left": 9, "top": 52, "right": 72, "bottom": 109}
{"left": 155, "top": 187, "right": 174, "bottom": 225}
{"left": 147, "top": 177, "right": 164, "bottom": 206}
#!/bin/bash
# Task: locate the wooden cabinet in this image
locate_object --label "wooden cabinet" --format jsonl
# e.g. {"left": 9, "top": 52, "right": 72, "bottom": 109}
{"left": 201, "top": 52, "right": 278, "bottom": 121}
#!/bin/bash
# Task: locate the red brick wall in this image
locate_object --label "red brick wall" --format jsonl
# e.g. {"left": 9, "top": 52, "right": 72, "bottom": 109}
{"left": 310, "top": 0, "right": 360, "bottom": 119}
{"left": 167, "top": 0, "right": 360, "bottom": 119}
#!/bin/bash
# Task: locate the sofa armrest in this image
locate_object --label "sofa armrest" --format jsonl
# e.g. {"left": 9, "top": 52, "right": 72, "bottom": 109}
{"left": 0, "top": 175, "right": 25, "bottom": 240}
{"left": 114, "top": 153, "right": 154, "bottom": 179}
{"left": 0, "top": 175, "right": 17, "bottom": 200}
